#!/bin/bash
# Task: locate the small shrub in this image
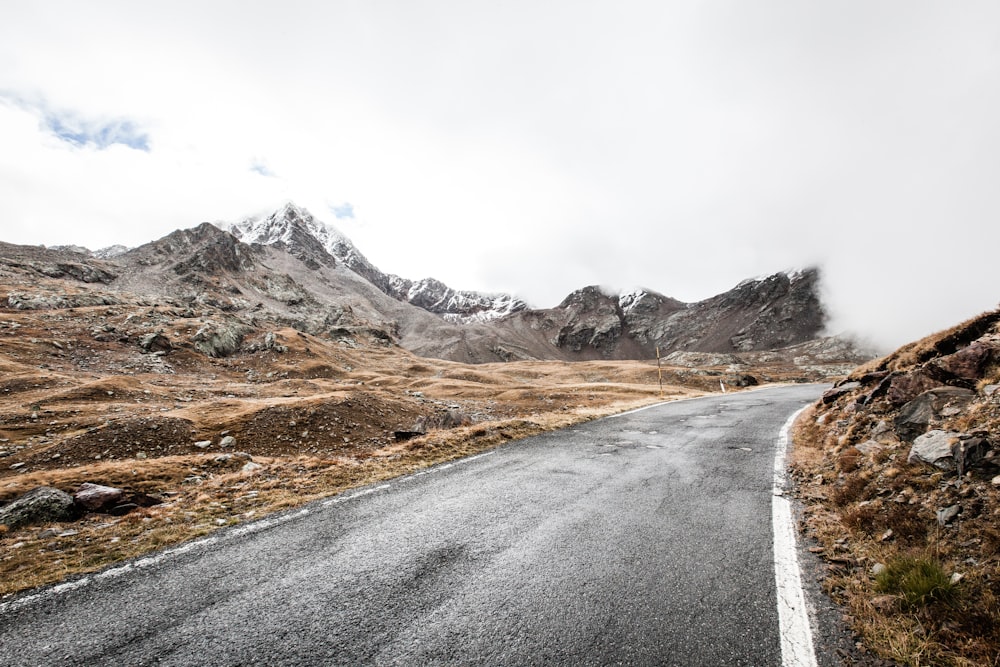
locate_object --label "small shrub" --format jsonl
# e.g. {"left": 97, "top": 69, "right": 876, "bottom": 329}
{"left": 875, "top": 556, "right": 956, "bottom": 608}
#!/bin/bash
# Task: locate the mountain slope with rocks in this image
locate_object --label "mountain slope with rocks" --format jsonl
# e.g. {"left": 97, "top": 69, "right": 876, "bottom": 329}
{"left": 490, "top": 269, "right": 827, "bottom": 362}
{"left": 791, "top": 309, "right": 1000, "bottom": 665}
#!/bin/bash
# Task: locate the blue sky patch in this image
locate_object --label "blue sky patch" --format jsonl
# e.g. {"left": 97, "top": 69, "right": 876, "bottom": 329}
{"left": 330, "top": 202, "right": 355, "bottom": 219}
{"left": 1, "top": 92, "right": 150, "bottom": 152}
{"left": 43, "top": 113, "right": 151, "bottom": 151}
{"left": 250, "top": 161, "right": 275, "bottom": 177}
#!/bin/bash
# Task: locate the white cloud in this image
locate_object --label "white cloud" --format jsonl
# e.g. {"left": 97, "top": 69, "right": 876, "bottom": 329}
{"left": 2, "top": 1, "right": 999, "bottom": 350}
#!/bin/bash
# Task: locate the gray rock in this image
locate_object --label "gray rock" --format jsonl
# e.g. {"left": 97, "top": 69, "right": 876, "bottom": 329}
{"left": 191, "top": 321, "right": 251, "bottom": 358}
{"left": 0, "top": 487, "right": 78, "bottom": 529}
{"left": 984, "top": 384, "right": 1000, "bottom": 396}
{"left": 822, "top": 382, "right": 859, "bottom": 405}
{"left": 139, "top": 332, "right": 172, "bottom": 354}
{"left": 219, "top": 435, "right": 236, "bottom": 448}
{"left": 240, "top": 461, "right": 263, "bottom": 475}
{"left": 855, "top": 440, "right": 883, "bottom": 455}
{"left": 954, "top": 436, "right": 990, "bottom": 477}
{"left": 908, "top": 430, "right": 961, "bottom": 469}
{"left": 74, "top": 483, "right": 124, "bottom": 512}
{"left": 886, "top": 370, "right": 946, "bottom": 406}
{"left": 895, "top": 387, "right": 975, "bottom": 440}
{"left": 936, "top": 504, "right": 961, "bottom": 526}
{"left": 194, "top": 440, "right": 212, "bottom": 449}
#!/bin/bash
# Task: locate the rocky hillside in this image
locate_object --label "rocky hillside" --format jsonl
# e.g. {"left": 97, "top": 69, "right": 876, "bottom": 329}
{"left": 792, "top": 309, "right": 1000, "bottom": 665}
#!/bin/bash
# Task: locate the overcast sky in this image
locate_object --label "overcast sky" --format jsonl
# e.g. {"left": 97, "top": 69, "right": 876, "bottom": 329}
{"left": 2, "top": 2, "right": 999, "bottom": 350}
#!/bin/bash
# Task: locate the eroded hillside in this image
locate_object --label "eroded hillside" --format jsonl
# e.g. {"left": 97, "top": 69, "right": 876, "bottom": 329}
{"left": 792, "top": 310, "right": 1000, "bottom": 666}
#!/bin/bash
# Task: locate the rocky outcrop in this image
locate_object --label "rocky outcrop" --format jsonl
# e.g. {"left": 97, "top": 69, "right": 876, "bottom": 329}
{"left": 126, "top": 223, "right": 259, "bottom": 276}
{"left": 227, "top": 204, "right": 335, "bottom": 271}
{"left": 814, "top": 309, "right": 1000, "bottom": 463}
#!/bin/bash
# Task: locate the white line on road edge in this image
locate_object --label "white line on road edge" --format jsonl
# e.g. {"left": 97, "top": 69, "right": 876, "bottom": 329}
{"left": 773, "top": 407, "right": 818, "bottom": 667}
{"left": 322, "top": 484, "right": 391, "bottom": 506}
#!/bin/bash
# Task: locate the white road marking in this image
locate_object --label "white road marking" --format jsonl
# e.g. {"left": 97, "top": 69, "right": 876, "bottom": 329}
{"left": 772, "top": 407, "right": 818, "bottom": 667}
{"left": 322, "top": 484, "right": 391, "bottom": 506}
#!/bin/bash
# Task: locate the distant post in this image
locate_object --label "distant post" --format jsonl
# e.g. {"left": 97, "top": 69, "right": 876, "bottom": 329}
{"left": 656, "top": 346, "right": 663, "bottom": 398}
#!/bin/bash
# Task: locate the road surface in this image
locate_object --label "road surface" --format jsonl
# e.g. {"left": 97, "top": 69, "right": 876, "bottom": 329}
{"left": 0, "top": 384, "right": 825, "bottom": 666}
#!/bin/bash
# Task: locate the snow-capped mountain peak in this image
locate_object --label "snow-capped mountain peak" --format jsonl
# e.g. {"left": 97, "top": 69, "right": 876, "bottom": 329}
{"left": 221, "top": 203, "right": 527, "bottom": 323}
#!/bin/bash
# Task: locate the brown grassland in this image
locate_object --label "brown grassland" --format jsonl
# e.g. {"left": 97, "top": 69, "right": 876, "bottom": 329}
{"left": 1, "top": 301, "right": 754, "bottom": 601}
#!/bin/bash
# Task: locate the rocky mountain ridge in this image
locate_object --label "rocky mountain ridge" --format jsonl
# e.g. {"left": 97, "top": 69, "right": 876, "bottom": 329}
{"left": 10, "top": 203, "right": 863, "bottom": 365}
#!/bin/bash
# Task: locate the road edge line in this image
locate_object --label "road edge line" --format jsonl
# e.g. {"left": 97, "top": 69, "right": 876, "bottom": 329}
{"left": 773, "top": 406, "right": 819, "bottom": 667}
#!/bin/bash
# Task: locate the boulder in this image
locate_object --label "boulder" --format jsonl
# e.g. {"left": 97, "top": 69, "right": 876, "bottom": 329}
{"left": 74, "top": 482, "right": 124, "bottom": 512}
{"left": 894, "top": 387, "right": 975, "bottom": 440}
{"left": 822, "top": 382, "right": 859, "bottom": 405}
{"left": 0, "top": 487, "right": 79, "bottom": 529}
{"left": 908, "top": 430, "right": 961, "bottom": 470}
{"left": 855, "top": 440, "right": 883, "bottom": 455}
{"left": 954, "top": 436, "right": 990, "bottom": 477}
{"left": 191, "top": 321, "right": 251, "bottom": 358}
{"left": 730, "top": 374, "right": 759, "bottom": 388}
{"left": 219, "top": 435, "right": 236, "bottom": 448}
{"left": 886, "top": 370, "right": 946, "bottom": 406}
{"left": 139, "top": 333, "right": 172, "bottom": 354}
{"left": 931, "top": 340, "right": 994, "bottom": 381}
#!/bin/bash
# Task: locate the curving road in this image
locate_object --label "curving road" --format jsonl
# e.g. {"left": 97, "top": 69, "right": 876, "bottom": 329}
{"left": 0, "top": 384, "right": 825, "bottom": 666}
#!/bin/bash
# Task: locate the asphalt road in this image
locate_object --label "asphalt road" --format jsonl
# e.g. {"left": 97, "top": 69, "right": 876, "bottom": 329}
{"left": 0, "top": 384, "right": 825, "bottom": 666}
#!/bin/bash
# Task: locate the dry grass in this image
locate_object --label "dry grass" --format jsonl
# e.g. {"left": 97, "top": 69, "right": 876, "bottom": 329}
{"left": 0, "top": 393, "right": 671, "bottom": 599}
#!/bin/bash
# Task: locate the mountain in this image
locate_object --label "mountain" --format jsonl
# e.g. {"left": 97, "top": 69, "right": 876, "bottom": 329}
{"left": 225, "top": 203, "right": 528, "bottom": 323}
{"left": 1, "top": 203, "right": 862, "bottom": 366}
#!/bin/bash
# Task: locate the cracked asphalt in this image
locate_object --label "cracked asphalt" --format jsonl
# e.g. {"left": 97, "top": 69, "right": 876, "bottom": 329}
{"left": 0, "top": 384, "right": 825, "bottom": 666}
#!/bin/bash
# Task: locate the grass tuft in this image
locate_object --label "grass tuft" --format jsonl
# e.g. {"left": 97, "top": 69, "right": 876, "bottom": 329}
{"left": 875, "top": 556, "right": 956, "bottom": 609}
